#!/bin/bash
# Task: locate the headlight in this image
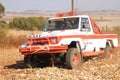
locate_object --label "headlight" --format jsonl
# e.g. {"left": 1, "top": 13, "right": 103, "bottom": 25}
{"left": 21, "top": 42, "right": 27, "bottom": 48}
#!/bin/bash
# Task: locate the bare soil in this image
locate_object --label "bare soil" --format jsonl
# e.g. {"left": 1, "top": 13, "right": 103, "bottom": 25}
{"left": 0, "top": 46, "right": 120, "bottom": 80}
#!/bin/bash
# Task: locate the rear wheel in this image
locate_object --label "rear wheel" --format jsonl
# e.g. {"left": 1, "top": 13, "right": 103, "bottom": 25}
{"left": 66, "top": 48, "right": 83, "bottom": 69}
{"left": 103, "top": 46, "right": 113, "bottom": 59}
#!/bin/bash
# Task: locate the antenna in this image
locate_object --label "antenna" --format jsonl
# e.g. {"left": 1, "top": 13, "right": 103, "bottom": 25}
{"left": 71, "top": 0, "right": 74, "bottom": 13}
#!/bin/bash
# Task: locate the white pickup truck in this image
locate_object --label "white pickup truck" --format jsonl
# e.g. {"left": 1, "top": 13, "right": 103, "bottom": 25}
{"left": 19, "top": 15, "right": 118, "bottom": 69}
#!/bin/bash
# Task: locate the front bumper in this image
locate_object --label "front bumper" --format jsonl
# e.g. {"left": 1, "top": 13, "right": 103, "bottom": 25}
{"left": 19, "top": 45, "right": 68, "bottom": 55}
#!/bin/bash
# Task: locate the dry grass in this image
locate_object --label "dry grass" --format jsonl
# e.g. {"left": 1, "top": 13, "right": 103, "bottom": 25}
{"left": 0, "top": 34, "right": 26, "bottom": 48}
{"left": 0, "top": 29, "right": 42, "bottom": 48}
{"left": 0, "top": 48, "right": 120, "bottom": 80}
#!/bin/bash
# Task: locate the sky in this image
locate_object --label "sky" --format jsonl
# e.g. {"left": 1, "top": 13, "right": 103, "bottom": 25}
{"left": 0, "top": 0, "right": 120, "bottom": 12}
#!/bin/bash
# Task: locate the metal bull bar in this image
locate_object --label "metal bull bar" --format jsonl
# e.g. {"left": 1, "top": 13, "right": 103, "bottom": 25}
{"left": 20, "top": 37, "right": 68, "bottom": 54}
{"left": 28, "top": 37, "right": 51, "bottom": 54}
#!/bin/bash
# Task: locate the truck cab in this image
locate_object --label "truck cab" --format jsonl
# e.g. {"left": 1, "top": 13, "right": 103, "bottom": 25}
{"left": 19, "top": 15, "right": 118, "bottom": 69}
{"left": 43, "top": 15, "right": 94, "bottom": 35}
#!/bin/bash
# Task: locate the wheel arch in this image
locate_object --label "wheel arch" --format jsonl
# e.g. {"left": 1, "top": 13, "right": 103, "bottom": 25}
{"left": 69, "top": 41, "right": 82, "bottom": 54}
{"left": 106, "top": 40, "right": 114, "bottom": 47}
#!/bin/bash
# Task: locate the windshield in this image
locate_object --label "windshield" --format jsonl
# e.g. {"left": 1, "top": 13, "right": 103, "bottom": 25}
{"left": 45, "top": 17, "right": 79, "bottom": 31}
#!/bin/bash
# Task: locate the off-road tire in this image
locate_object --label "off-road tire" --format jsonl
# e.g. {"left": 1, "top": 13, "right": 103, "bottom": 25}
{"left": 102, "top": 46, "right": 113, "bottom": 59}
{"left": 66, "top": 48, "right": 83, "bottom": 69}
{"left": 24, "top": 55, "right": 38, "bottom": 68}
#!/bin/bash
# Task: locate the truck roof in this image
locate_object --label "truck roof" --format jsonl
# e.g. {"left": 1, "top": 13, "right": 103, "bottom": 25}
{"left": 49, "top": 15, "right": 89, "bottom": 20}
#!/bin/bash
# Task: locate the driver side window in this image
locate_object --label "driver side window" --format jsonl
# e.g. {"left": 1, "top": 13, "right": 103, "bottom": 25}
{"left": 80, "top": 18, "right": 91, "bottom": 31}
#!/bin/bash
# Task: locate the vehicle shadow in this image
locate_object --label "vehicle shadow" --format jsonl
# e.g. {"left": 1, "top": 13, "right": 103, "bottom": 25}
{"left": 5, "top": 60, "right": 68, "bottom": 69}
{"left": 5, "top": 60, "right": 26, "bottom": 69}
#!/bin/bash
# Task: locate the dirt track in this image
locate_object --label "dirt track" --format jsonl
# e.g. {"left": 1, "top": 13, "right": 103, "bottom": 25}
{"left": 0, "top": 47, "right": 120, "bottom": 80}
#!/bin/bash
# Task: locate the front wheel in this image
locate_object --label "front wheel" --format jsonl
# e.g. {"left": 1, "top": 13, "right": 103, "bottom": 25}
{"left": 66, "top": 48, "right": 83, "bottom": 69}
{"left": 24, "top": 55, "right": 38, "bottom": 68}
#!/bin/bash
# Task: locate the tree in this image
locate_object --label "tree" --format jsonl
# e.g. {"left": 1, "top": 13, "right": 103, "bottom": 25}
{"left": 0, "top": 3, "right": 5, "bottom": 17}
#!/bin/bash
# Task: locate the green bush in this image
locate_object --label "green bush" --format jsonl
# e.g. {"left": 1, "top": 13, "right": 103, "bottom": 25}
{"left": 28, "top": 17, "right": 46, "bottom": 30}
{"left": 9, "top": 17, "right": 46, "bottom": 31}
